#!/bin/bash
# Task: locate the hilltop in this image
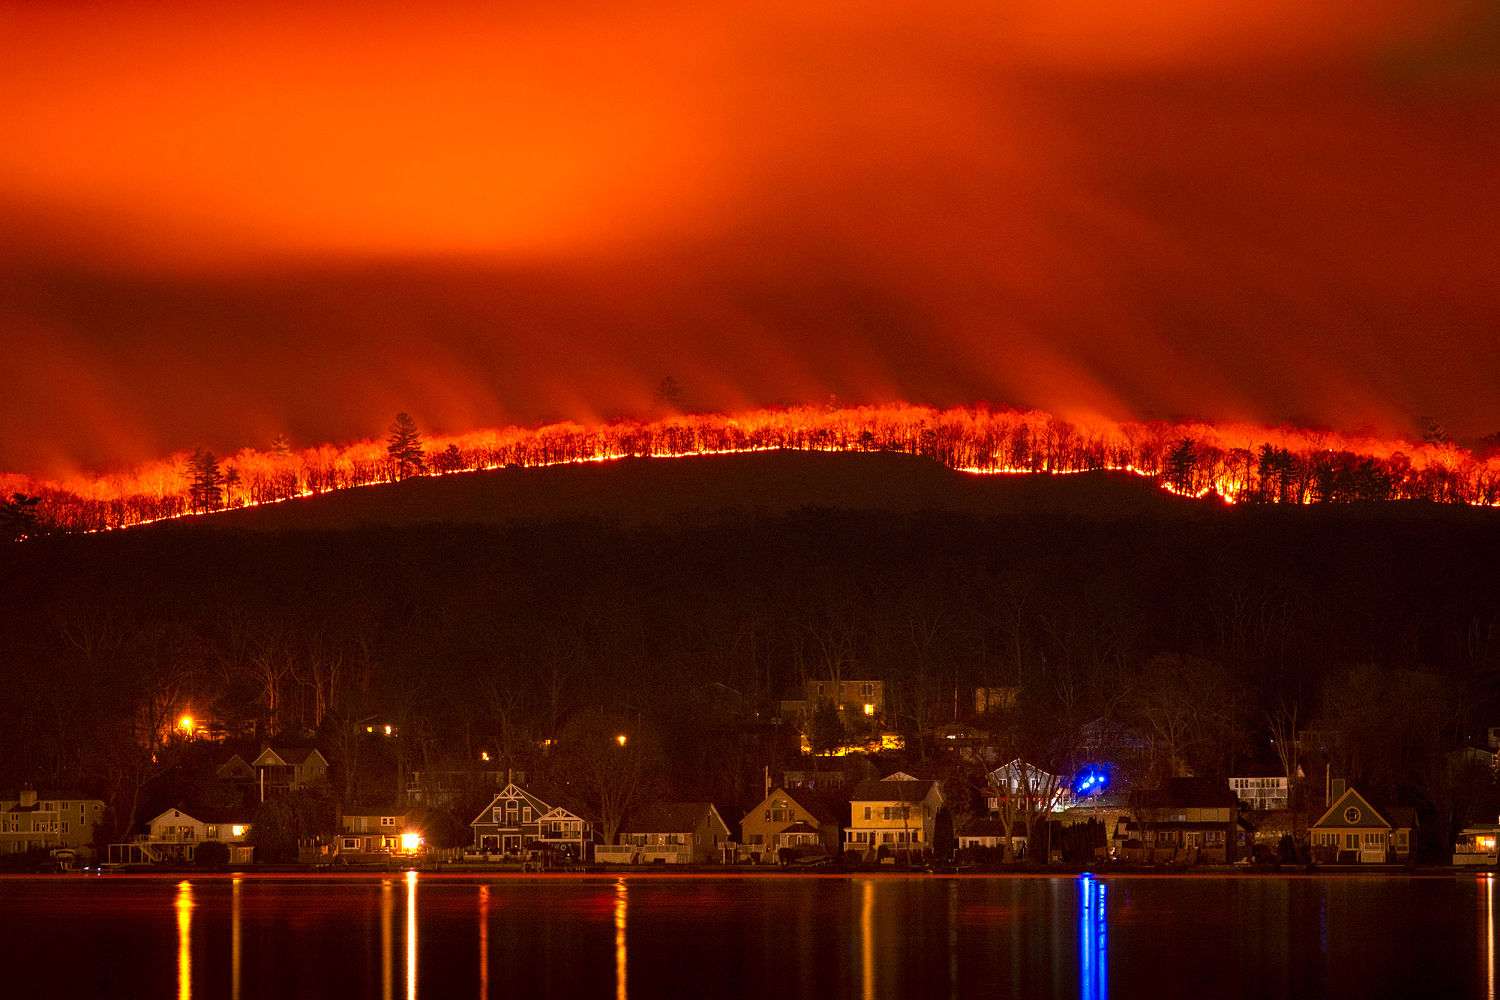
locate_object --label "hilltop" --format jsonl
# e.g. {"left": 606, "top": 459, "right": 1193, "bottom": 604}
{"left": 171, "top": 450, "right": 1192, "bottom": 532}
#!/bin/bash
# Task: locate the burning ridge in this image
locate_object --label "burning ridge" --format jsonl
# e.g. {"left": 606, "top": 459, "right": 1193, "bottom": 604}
{"left": 5, "top": 403, "right": 1499, "bottom": 534}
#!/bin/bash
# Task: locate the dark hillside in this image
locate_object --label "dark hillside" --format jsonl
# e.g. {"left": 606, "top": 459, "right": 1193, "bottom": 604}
{"left": 1, "top": 450, "right": 1496, "bottom": 838}
{"left": 194, "top": 450, "right": 1190, "bottom": 531}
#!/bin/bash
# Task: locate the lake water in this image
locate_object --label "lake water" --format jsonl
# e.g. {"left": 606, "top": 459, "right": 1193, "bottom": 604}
{"left": 0, "top": 873, "right": 1493, "bottom": 999}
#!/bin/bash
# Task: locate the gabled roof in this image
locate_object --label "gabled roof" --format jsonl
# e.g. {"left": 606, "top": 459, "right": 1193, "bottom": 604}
{"left": 851, "top": 776, "right": 941, "bottom": 804}
{"left": 779, "top": 821, "right": 820, "bottom": 835}
{"left": 216, "top": 755, "right": 256, "bottom": 778}
{"left": 1, "top": 790, "right": 98, "bottom": 802}
{"left": 957, "top": 818, "right": 1031, "bottom": 839}
{"left": 252, "top": 747, "right": 328, "bottom": 768}
{"left": 470, "top": 782, "right": 597, "bottom": 826}
{"left": 1312, "top": 787, "right": 1412, "bottom": 831}
{"left": 622, "top": 802, "right": 727, "bottom": 835}
{"left": 148, "top": 806, "right": 254, "bottom": 826}
{"left": 744, "top": 787, "right": 844, "bottom": 826}
{"left": 1135, "top": 778, "right": 1238, "bottom": 810}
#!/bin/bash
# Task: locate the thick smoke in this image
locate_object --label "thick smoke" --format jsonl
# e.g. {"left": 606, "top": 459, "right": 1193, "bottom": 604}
{"left": 1, "top": 0, "right": 1496, "bottom": 474}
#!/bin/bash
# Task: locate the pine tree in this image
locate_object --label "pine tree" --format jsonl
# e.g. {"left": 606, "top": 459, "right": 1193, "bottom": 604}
{"left": 387, "top": 413, "right": 426, "bottom": 480}
{"left": 187, "top": 448, "right": 224, "bottom": 513}
{"left": 1164, "top": 439, "right": 1198, "bottom": 494}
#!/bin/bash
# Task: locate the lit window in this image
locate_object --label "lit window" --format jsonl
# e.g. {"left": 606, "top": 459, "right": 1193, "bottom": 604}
{"left": 863, "top": 704, "right": 875, "bottom": 716}
{"left": 231, "top": 825, "right": 246, "bottom": 837}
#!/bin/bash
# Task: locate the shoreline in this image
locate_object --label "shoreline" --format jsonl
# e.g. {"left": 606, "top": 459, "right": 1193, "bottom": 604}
{"left": 4, "top": 865, "right": 1493, "bottom": 882}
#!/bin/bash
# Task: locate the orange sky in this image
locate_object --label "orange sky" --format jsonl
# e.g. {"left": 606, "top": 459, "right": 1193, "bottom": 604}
{"left": 2, "top": 0, "right": 1497, "bottom": 474}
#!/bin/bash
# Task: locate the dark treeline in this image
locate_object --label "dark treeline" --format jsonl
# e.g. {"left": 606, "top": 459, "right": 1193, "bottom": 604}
{"left": 2, "top": 498, "right": 1498, "bottom": 848}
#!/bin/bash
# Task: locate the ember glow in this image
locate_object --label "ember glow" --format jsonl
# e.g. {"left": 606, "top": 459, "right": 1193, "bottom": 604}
{"left": 1, "top": 1, "right": 1497, "bottom": 477}
{"left": 6, "top": 404, "right": 1498, "bottom": 533}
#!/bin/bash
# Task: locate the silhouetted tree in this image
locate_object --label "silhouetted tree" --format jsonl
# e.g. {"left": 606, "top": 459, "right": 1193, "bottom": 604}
{"left": 187, "top": 449, "right": 224, "bottom": 513}
{"left": 550, "top": 711, "right": 666, "bottom": 848}
{"left": 386, "top": 413, "right": 426, "bottom": 480}
{"left": 806, "top": 701, "right": 848, "bottom": 755}
{"left": 1164, "top": 439, "right": 1198, "bottom": 494}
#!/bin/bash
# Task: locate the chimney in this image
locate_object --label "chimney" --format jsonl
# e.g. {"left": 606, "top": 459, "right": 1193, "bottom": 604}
{"left": 19, "top": 787, "right": 37, "bottom": 808}
{"left": 1330, "top": 778, "right": 1346, "bottom": 806}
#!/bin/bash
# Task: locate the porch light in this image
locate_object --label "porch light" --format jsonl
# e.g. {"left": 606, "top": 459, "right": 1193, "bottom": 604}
{"left": 616, "top": 734, "right": 628, "bottom": 746}
{"left": 401, "top": 832, "right": 422, "bottom": 852}
{"left": 178, "top": 716, "right": 194, "bottom": 736}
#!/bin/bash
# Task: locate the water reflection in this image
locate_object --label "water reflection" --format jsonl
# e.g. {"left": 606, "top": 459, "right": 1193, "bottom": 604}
{"left": 231, "top": 878, "right": 242, "bottom": 1000}
{"left": 1078, "top": 875, "right": 1108, "bottom": 1000}
{"left": 406, "top": 872, "right": 418, "bottom": 1000}
{"left": 175, "top": 881, "right": 193, "bottom": 1000}
{"left": 52, "top": 872, "right": 1498, "bottom": 999}
{"left": 381, "top": 879, "right": 394, "bottom": 1000}
{"left": 614, "top": 878, "right": 628, "bottom": 1000}
{"left": 478, "top": 885, "right": 490, "bottom": 1000}
{"left": 1485, "top": 875, "right": 1495, "bottom": 1000}
{"left": 859, "top": 879, "right": 874, "bottom": 1000}
{"left": 947, "top": 881, "right": 959, "bottom": 1000}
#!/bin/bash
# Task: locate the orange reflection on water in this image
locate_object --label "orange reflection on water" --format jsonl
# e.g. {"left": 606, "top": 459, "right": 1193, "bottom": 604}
{"left": 478, "top": 885, "right": 490, "bottom": 1000}
{"left": 406, "top": 871, "right": 418, "bottom": 1000}
{"left": 381, "top": 880, "right": 394, "bottom": 1000}
{"left": 860, "top": 879, "right": 874, "bottom": 1000}
{"left": 231, "top": 878, "right": 242, "bottom": 1000}
{"left": 614, "top": 879, "right": 628, "bottom": 1000}
{"left": 175, "top": 880, "right": 193, "bottom": 1000}
{"left": 1485, "top": 875, "right": 1495, "bottom": 1000}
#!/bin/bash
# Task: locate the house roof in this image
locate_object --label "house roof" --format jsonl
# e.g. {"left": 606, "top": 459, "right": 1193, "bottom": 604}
{"left": 621, "top": 803, "right": 724, "bottom": 835}
{"left": 1, "top": 790, "right": 100, "bottom": 804}
{"left": 1312, "top": 787, "right": 1402, "bottom": 831}
{"left": 1135, "top": 778, "right": 1238, "bottom": 810}
{"left": 470, "top": 782, "right": 598, "bottom": 827}
{"left": 851, "top": 777, "right": 940, "bottom": 804}
{"left": 958, "top": 819, "right": 1031, "bottom": 839}
{"left": 253, "top": 747, "right": 327, "bottom": 767}
{"left": 148, "top": 806, "right": 253, "bottom": 826}
{"left": 779, "top": 821, "right": 820, "bottom": 835}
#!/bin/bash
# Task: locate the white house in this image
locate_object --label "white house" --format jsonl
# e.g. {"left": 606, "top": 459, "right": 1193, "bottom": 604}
{"left": 127, "top": 806, "right": 254, "bottom": 864}
{"left": 1229, "top": 776, "right": 1289, "bottom": 810}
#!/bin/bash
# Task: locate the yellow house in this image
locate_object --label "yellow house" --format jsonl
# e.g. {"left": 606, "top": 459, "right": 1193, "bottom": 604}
{"left": 739, "top": 787, "right": 842, "bottom": 863}
{"left": 844, "top": 772, "right": 943, "bottom": 859}
{"left": 1310, "top": 785, "right": 1414, "bottom": 864}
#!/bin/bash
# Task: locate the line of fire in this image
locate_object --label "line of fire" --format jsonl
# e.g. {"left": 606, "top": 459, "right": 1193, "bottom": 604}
{"left": 3, "top": 402, "right": 1498, "bottom": 537}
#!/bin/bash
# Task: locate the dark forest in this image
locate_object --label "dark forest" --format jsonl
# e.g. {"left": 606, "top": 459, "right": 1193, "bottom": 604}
{"left": 2, "top": 454, "right": 1498, "bottom": 853}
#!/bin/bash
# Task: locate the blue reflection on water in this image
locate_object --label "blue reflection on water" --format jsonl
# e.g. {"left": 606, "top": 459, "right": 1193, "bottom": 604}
{"left": 1078, "top": 874, "right": 1108, "bottom": 1000}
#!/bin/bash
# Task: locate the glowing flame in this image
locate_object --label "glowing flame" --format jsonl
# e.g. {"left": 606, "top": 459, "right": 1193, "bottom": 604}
{"left": 6, "top": 402, "right": 1499, "bottom": 533}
